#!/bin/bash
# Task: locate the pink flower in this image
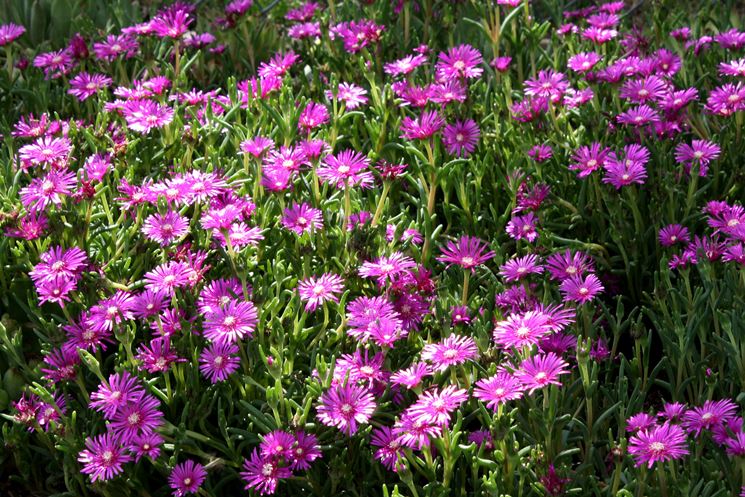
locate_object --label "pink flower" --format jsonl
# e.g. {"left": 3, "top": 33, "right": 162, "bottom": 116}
{"left": 121, "top": 100, "right": 174, "bottom": 134}
{"left": 400, "top": 110, "right": 445, "bottom": 140}
{"left": 435, "top": 44, "right": 483, "bottom": 81}
{"left": 406, "top": 385, "right": 468, "bottom": 426}
{"left": 567, "top": 52, "right": 602, "bottom": 72}
{"left": 437, "top": 236, "right": 495, "bottom": 272}
{"left": 68, "top": 72, "right": 112, "bottom": 101}
{"left": 316, "top": 383, "right": 376, "bottom": 436}
{"left": 142, "top": 210, "right": 190, "bottom": 246}
{"left": 628, "top": 423, "right": 689, "bottom": 468}
{"left": 421, "top": 334, "right": 478, "bottom": 371}
{"left": 281, "top": 203, "right": 323, "bottom": 234}
{"left": 203, "top": 299, "right": 258, "bottom": 344}
{"left": 559, "top": 274, "right": 604, "bottom": 304}
{"left": 474, "top": 372, "right": 524, "bottom": 410}
{"left": 78, "top": 433, "right": 132, "bottom": 482}
{"left": 317, "top": 149, "right": 373, "bottom": 188}
{"left": 516, "top": 353, "right": 570, "bottom": 393}
{"left": 442, "top": 119, "right": 480, "bottom": 157}
{"left": 240, "top": 449, "right": 292, "bottom": 495}
{"left": 168, "top": 460, "right": 206, "bottom": 497}
{"left": 297, "top": 273, "right": 345, "bottom": 312}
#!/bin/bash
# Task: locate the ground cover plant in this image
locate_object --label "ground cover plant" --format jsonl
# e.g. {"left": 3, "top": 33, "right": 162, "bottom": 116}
{"left": 0, "top": 0, "right": 744, "bottom": 495}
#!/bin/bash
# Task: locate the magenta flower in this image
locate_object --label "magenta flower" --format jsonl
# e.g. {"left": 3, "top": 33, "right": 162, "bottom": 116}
{"left": 524, "top": 70, "right": 569, "bottom": 102}
{"left": 559, "top": 274, "right": 604, "bottom": 304}
{"left": 90, "top": 371, "right": 145, "bottom": 419}
{"left": 0, "top": 23, "right": 26, "bottom": 46}
{"left": 121, "top": 99, "right": 175, "bottom": 134}
{"left": 241, "top": 449, "right": 291, "bottom": 495}
{"left": 545, "top": 249, "right": 594, "bottom": 281}
{"left": 317, "top": 149, "right": 373, "bottom": 188}
{"left": 435, "top": 44, "right": 483, "bottom": 81}
{"left": 628, "top": 423, "right": 689, "bottom": 468}
{"left": 78, "top": 433, "right": 132, "bottom": 482}
{"left": 20, "top": 169, "right": 77, "bottom": 212}
{"left": 506, "top": 212, "right": 539, "bottom": 242}
{"left": 499, "top": 254, "right": 543, "bottom": 282}
{"left": 169, "top": 460, "right": 207, "bottom": 497}
{"left": 720, "top": 57, "right": 745, "bottom": 77}
{"left": 19, "top": 135, "right": 72, "bottom": 167}
{"left": 602, "top": 144, "right": 650, "bottom": 189}
{"left": 327, "top": 82, "right": 369, "bottom": 109}
{"left": 442, "top": 119, "right": 480, "bottom": 157}
{"left": 298, "top": 101, "right": 329, "bottom": 131}
{"left": 289, "top": 431, "right": 321, "bottom": 470}
{"left": 619, "top": 76, "right": 668, "bottom": 103}
{"left": 297, "top": 273, "right": 345, "bottom": 312}
{"left": 33, "top": 49, "right": 74, "bottom": 79}
{"left": 68, "top": 72, "right": 112, "bottom": 101}
{"left": 516, "top": 353, "right": 570, "bottom": 393}
{"left": 346, "top": 296, "right": 402, "bottom": 342}
{"left": 528, "top": 144, "right": 552, "bottom": 162}
{"left": 569, "top": 143, "right": 611, "bottom": 178}
{"left": 199, "top": 342, "right": 240, "bottom": 383}
{"left": 150, "top": 7, "right": 192, "bottom": 38}
{"left": 421, "top": 334, "right": 479, "bottom": 371}
{"left": 203, "top": 299, "right": 258, "bottom": 344}
{"left": 391, "top": 362, "right": 432, "bottom": 390}
{"left": 384, "top": 54, "right": 428, "bottom": 77}
{"left": 240, "top": 136, "right": 274, "bottom": 157}
{"left": 359, "top": 252, "right": 416, "bottom": 285}
{"left": 493, "top": 310, "right": 553, "bottom": 349}
{"left": 92, "top": 34, "right": 139, "bottom": 61}
{"left": 491, "top": 56, "right": 512, "bottom": 72}
{"left": 110, "top": 394, "right": 163, "bottom": 444}
{"left": 371, "top": 426, "right": 405, "bottom": 472}
{"left": 129, "top": 432, "right": 164, "bottom": 462}
{"left": 406, "top": 385, "right": 469, "bottom": 427}
{"left": 316, "top": 383, "right": 376, "bottom": 436}
{"left": 30, "top": 245, "right": 87, "bottom": 284}
{"left": 437, "top": 236, "right": 495, "bottom": 272}
{"left": 281, "top": 203, "right": 323, "bottom": 234}
{"left": 142, "top": 210, "right": 190, "bottom": 246}
{"left": 626, "top": 413, "right": 657, "bottom": 433}
{"left": 616, "top": 104, "right": 660, "bottom": 127}
{"left": 683, "top": 399, "right": 738, "bottom": 436}
{"left": 658, "top": 224, "right": 690, "bottom": 247}
{"left": 568, "top": 52, "right": 602, "bottom": 72}
{"left": 393, "top": 413, "right": 442, "bottom": 450}
{"left": 400, "top": 110, "right": 445, "bottom": 140}
{"left": 674, "top": 140, "right": 721, "bottom": 176}
{"left": 144, "top": 261, "right": 192, "bottom": 296}
{"left": 474, "top": 372, "right": 524, "bottom": 410}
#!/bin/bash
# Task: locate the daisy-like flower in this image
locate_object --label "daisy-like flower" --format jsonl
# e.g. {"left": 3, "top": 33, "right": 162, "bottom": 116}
{"left": 473, "top": 372, "right": 524, "bottom": 410}
{"left": 68, "top": 72, "right": 112, "bottom": 101}
{"left": 524, "top": 70, "right": 569, "bottom": 102}
{"left": 720, "top": 58, "right": 745, "bottom": 77}
{"left": 203, "top": 299, "right": 258, "bottom": 344}
{"left": 19, "top": 135, "right": 72, "bottom": 168}
{"left": 240, "top": 136, "right": 274, "bottom": 157}
{"left": 317, "top": 149, "right": 373, "bottom": 188}
{"left": 20, "top": 168, "right": 77, "bottom": 212}
{"left": 240, "top": 449, "right": 292, "bottom": 495}
{"left": 442, "top": 119, "right": 480, "bottom": 157}
{"left": 298, "top": 101, "right": 329, "bottom": 131}
{"left": 493, "top": 310, "right": 553, "bottom": 349}
{"left": 528, "top": 144, "right": 552, "bottom": 162}
{"left": 281, "top": 203, "right": 323, "bottom": 234}
{"left": 359, "top": 252, "right": 416, "bottom": 285}
{"left": 199, "top": 342, "right": 240, "bottom": 383}
{"left": 92, "top": 34, "right": 139, "bottom": 61}
{"left": 150, "top": 7, "right": 192, "bottom": 38}
{"left": 569, "top": 143, "right": 611, "bottom": 178}
{"left": 400, "top": 110, "right": 445, "bottom": 140}
{"left": 90, "top": 371, "right": 145, "bottom": 419}
{"left": 628, "top": 423, "right": 689, "bottom": 468}
{"left": 619, "top": 76, "right": 668, "bottom": 103}
{"left": 516, "top": 352, "right": 570, "bottom": 393}
{"left": 316, "top": 383, "right": 376, "bottom": 436}
{"left": 78, "top": 433, "right": 132, "bottom": 482}
{"left": 567, "top": 52, "right": 602, "bottom": 72}
{"left": 30, "top": 245, "right": 87, "bottom": 283}
{"left": 169, "top": 460, "right": 207, "bottom": 497}
{"left": 142, "top": 211, "right": 190, "bottom": 246}
{"left": 499, "top": 254, "right": 543, "bottom": 282}
{"left": 616, "top": 104, "right": 660, "bottom": 127}
{"left": 407, "top": 385, "right": 469, "bottom": 427}
{"left": 0, "top": 23, "right": 26, "bottom": 46}
{"left": 391, "top": 362, "right": 432, "bottom": 390}
{"left": 260, "top": 430, "right": 295, "bottom": 461}
{"left": 437, "top": 236, "right": 495, "bottom": 272}
{"left": 658, "top": 224, "right": 690, "bottom": 247}
{"left": 289, "top": 431, "right": 321, "bottom": 470}
{"left": 626, "top": 413, "right": 657, "bottom": 433}
{"left": 421, "top": 334, "right": 479, "bottom": 371}
{"left": 297, "top": 273, "right": 345, "bottom": 312}
{"left": 33, "top": 49, "right": 74, "bottom": 79}
{"left": 545, "top": 249, "right": 594, "bottom": 281}
{"left": 674, "top": 140, "right": 721, "bottom": 176}
{"left": 121, "top": 99, "right": 174, "bottom": 134}
{"left": 37, "top": 276, "right": 77, "bottom": 307}
{"left": 450, "top": 305, "right": 472, "bottom": 326}
{"left": 371, "top": 426, "right": 405, "bottom": 472}
{"left": 144, "top": 261, "right": 192, "bottom": 296}
{"left": 129, "top": 432, "right": 163, "bottom": 462}
{"left": 491, "top": 55, "right": 512, "bottom": 72}
{"left": 394, "top": 413, "right": 443, "bottom": 450}
{"left": 435, "top": 44, "right": 483, "bottom": 81}
{"left": 384, "top": 54, "right": 428, "bottom": 77}
{"left": 683, "top": 399, "right": 739, "bottom": 436}
{"left": 602, "top": 144, "right": 650, "bottom": 189}
{"left": 110, "top": 394, "right": 163, "bottom": 444}
{"left": 506, "top": 212, "right": 539, "bottom": 242}
{"left": 326, "top": 82, "right": 369, "bottom": 109}
{"left": 559, "top": 274, "right": 604, "bottom": 304}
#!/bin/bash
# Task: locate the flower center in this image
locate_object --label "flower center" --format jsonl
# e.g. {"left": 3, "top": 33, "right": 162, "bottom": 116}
{"left": 101, "top": 450, "right": 114, "bottom": 464}
{"left": 127, "top": 412, "right": 141, "bottom": 426}
{"left": 461, "top": 256, "right": 474, "bottom": 266}
{"left": 649, "top": 441, "right": 666, "bottom": 454}
{"left": 516, "top": 326, "right": 531, "bottom": 338}
{"left": 223, "top": 316, "right": 236, "bottom": 327}
{"left": 340, "top": 403, "right": 353, "bottom": 414}
{"left": 261, "top": 463, "right": 274, "bottom": 476}
{"left": 443, "top": 349, "right": 459, "bottom": 359}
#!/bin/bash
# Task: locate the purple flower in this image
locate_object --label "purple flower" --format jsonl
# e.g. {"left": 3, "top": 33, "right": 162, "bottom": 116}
{"left": 406, "top": 385, "right": 468, "bottom": 427}
{"left": 559, "top": 274, "right": 604, "bottom": 304}
{"left": 371, "top": 426, "right": 405, "bottom": 472}
{"left": 359, "top": 252, "right": 416, "bottom": 285}
{"left": 68, "top": 72, "right": 112, "bottom": 101}
{"left": 524, "top": 70, "right": 569, "bottom": 103}
{"left": 203, "top": 299, "right": 258, "bottom": 344}
{"left": 569, "top": 143, "right": 611, "bottom": 178}
{"left": 19, "top": 135, "right": 72, "bottom": 167}
{"left": 683, "top": 399, "right": 738, "bottom": 436}
{"left": 298, "top": 101, "right": 329, "bottom": 131}
{"left": 658, "top": 224, "right": 690, "bottom": 247}
{"left": 240, "top": 449, "right": 291, "bottom": 495}
{"left": 142, "top": 210, "right": 190, "bottom": 246}
{"left": 474, "top": 372, "right": 524, "bottom": 410}
{"left": 626, "top": 413, "right": 657, "bottom": 433}
{"left": 616, "top": 104, "right": 660, "bottom": 127}
{"left": 628, "top": 422, "right": 689, "bottom": 468}
{"left": 316, "top": 383, "right": 376, "bottom": 436}
{"left": 602, "top": 144, "right": 650, "bottom": 189}
{"left": 506, "top": 212, "right": 539, "bottom": 242}
{"left": 0, "top": 23, "right": 26, "bottom": 46}
{"left": 384, "top": 54, "right": 428, "bottom": 77}
{"left": 391, "top": 362, "right": 432, "bottom": 390}
{"left": 281, "top": 202, "right": 323, "bottom": 234}
{"left": 437, "top": 236, "right": 495, "bottom": 272}
{"left": 199, "top": 342, "right": 241, "bottom": 383}
{"left": 545, "top": 249, "right": 594, "bottom": 281}
{"left": 435, "top": 44, "right": 483, "bottom": 81}
{"left": 674, "top": 140, "right": 721, "bottom": 176}
{"left": 90, "top": 371, "right": 144, "bottom": 419}
{"left": 78, "top": 433, "right": 132, "bottom": 482}
{"left": 110, "top": 394, "right": 163, "bottom": 444}
{"left": 442, "top": 119, "right": 480, "bottom": 157}
{"left": 20, "top": 168, "right": 77, "bottom": 212}
{"left": 516, "top": 353, "right": 570, "bottom": 393}
{"left": 317, "top": 149, "right": 373, "bottom": 188}
{"left": 120, "top": 99, "right": 174, "bottom": 134}
{"left": 567, "top": 52, "right": 602, "bottom": 72}
{"left": 169, "top": 460, "right": 207, "bottom": 497}
{"left": 297, "top": 273, "right": 345, "bottom": 312}
{"left": 493, "top": 310, "right": 553, "bottom": 349}
{"left": 421, "top": 334, "right": 479, "bottom": 371}
{"left": 289, "top": 431, "right": 321, "bottom": 470}
{"left": 400, "top": 110, "right": 445, "bottom": 140}
{"left": 260, "top": 430, "right": 295, "bottom": 460}
{"left": 129, "top": 432, "right": 163, "bottom": 462}
{"left": 499, "top": 254, "right": 543, "bottom": 282}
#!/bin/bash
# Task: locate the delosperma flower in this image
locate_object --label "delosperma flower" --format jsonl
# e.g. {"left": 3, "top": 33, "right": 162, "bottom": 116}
{"left": 297, "top": 273, "right": 344, "bottom": 312}
{"left": 203, "top": 299, "right": 258, "bottom": 344}
{"left": 421, "top": 334, "right": 479, "bottom": 371}
{"left": 169, "top": 460, "right": 207, "bottom": 497}
{"left": 78, "top": 433, "right": 132, "bottom": 482}
{"left": 473, "top": 372, "right": 524, "bottom": 409}
{"left": 316, "top": 383, "right": 376, "bottom": 436}
{"left": 628, "top": 423, "right": 690, "bottom": 468}
{"left": 436, "top": 236, "right": 495, "bottom": 272}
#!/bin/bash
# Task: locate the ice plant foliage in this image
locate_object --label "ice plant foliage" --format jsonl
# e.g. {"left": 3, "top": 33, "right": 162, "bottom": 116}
{"left": 2, "top": 1, "right": 745, "bottom": 496}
